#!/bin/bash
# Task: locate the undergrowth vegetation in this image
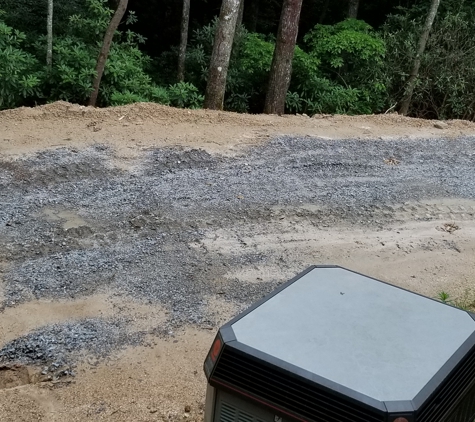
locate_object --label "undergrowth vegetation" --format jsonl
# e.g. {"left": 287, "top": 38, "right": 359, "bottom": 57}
{"left": 437, "top": 290, "right": 475, "bottom": 312}
{"left": 1, "top": 0, "right": 475, "bottom": 118}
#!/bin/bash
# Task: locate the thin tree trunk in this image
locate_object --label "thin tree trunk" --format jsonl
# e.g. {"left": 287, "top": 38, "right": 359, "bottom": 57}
{"left": 264, "top": 0, "right": 303, "bottom": 115}
{"left": 89, "top": 0, "right": 128, "bottom": 107}
{"left": 248, "top": 0, "right": 259, "bottom": 32}
{"left": 204, "top": 0, "right": 241, "bottom": 110}
{"left": 318, "top": 0, "right": 330, "bottom": 24}
{"left": 399, "top": 0, "right": 440, "bottom": 116}
{"left": 348, "top": 0, "right": 359, "bottom": 19}
{"left": 46, "top": 0, "right": 53, "bottom": 70}
{"left": 235, "top": 0, "right": 244, "bottom": 32}
{"left": 178, "top": 0, "right": 190, "bottom": 82}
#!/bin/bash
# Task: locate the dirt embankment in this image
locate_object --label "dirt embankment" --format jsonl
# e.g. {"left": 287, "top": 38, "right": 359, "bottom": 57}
{"left": 2, "top": 101, "right": 475, "bottom": 159}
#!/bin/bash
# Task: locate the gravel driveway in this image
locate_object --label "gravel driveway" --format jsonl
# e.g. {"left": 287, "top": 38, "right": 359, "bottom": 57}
{"left": 1, "top": 135, "right": 475, "bottom": 376}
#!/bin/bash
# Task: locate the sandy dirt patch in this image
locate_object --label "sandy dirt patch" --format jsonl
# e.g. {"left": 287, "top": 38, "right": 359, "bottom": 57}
{"left": 1, "top": 101, "right": 475, "bottom": 161}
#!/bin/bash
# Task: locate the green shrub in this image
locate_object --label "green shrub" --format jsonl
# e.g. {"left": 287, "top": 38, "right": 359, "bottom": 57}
{"left": 29, "top": 0, "right": 169, "bottom": 107}
{"left": 110, "top": 90, "right": 148, "bottom": 106}
{"left": 168, "top": 81, "right": 203, "bottom": 109}
{"left": 179, "top": 18, "right": 387, "bottom": 114}
{"left": 287, "top": 79, "right": 374, "bottom": 115}
{"left": 182, "top": 22, "right": 293, "bottom": 112}
{"left": 0, "top": 13, "right": 42, "bottom": 109}
{"left": 382, "top": 8, "right": 475, "bottom": 120}
{"left": 304, "top": 19, "right": 386, "bottom": 73}
{"left": 108, "top": 86, "right": 170, "bottom": 107}
{"left": 100, "top": 43, "right": 156, "bottom": 105}
{"left": 224, "top": 32, "right": 274, "bottom": 112}
{"left": 294, "top": 19, "right": 387, "bottom": 115}
{"left": 42, "top": 36, "right": 96, "bottom": 103}
{"left": 238, "top": 33, "right": 274, "bottom": 75}
{"left": 148, "top": 86, "right": 170, "bottom": 105}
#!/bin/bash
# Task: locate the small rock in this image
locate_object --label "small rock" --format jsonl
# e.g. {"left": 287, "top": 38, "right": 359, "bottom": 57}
{"left": 184, "top": 405, "right": 191, "bottom": 413}
{"left": 129, "top": 216, "right": 146, "bottom": 229}
{"left": 434, "top": 121, "right": 448, "bottom": 129}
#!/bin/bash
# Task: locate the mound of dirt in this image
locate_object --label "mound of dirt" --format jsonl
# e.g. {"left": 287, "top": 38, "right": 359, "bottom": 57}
{"left": 1, "top": 102, "right": 475, "bottom": 160}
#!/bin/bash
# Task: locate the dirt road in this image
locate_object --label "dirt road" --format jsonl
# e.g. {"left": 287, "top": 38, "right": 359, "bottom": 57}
{"left": 1, "top": 102, "right": 475, "bottom": 421}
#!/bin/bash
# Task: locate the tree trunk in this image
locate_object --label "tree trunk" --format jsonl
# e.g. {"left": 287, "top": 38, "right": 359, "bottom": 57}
{"left": 248, "top": 0, "right": 259, "bottom": 32}
{"left": 399, "top": 0, "right": 440, "bottom": 116}
{"left": 89, "top": 0, "right": 128, "bottom": 107}
{"left": 264, "top": 0, "right": 303, "bottom": 115}
{"left": 235, "top": 0, "right": 245, "bottom": 32}
{"left": 318, "top": 0, "right": 330, "bottom": 24}
{"left": 204, "top": 0, "right": 241, "bottom": 110}
{"left": 348, "top": 0, "right": 359, "bottom": 19}
{"left": 46, "top": 0, "right": 53, "bottom": 70}
{"left": 178, "top": 0, "right": 190, "bottom": 82}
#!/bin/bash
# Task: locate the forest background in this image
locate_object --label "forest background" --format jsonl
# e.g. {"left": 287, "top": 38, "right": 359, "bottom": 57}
{"left": 0, "top": 0, "right": 474, "bottom": 120}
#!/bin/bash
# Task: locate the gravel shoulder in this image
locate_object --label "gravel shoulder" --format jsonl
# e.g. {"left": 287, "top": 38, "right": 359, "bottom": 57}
{"left": 1, "top": 102, "right": 475, "bottom": 421}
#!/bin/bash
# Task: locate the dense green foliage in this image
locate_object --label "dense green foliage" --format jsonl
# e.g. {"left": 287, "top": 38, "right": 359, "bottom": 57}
{"left": 180, "top": 21, "right": 275, "bottom": 112}
{"left": 35, "top": 0, "right": 190, "bottom": 107}
{"left": 382, "top": 5, "right": 475, "bottom": 120}
{"left": 0, "top": 0, "right": 474, "bottom": 119}
{"left": 0, "top": 0, "right": 202, "bottom": 109}
{"left": 287, "top": 19, "right": 386, "bottom": 115}
{"left": 0, "top": 12, "right": 42, "bottom": 109}
{"left": 162, "top": 18, "right": 384, "bottom": 114}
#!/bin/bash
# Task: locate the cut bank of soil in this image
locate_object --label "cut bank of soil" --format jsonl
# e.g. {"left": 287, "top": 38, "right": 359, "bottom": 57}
{"left": 1, "top": 102, "right": 475, "bottom": 421}
{"left": 2, "top": 101, "right": 475, "bottom": 160}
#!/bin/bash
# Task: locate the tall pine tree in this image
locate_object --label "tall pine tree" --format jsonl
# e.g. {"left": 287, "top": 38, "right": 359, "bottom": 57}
{"left": 204, "top": 0, "right": 241, "bottom": 110}
{"left": 264, "top": 0, "right": 303, "bottom": 115}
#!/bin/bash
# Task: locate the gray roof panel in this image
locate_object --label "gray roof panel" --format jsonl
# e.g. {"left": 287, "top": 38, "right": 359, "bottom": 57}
{"left": 231, "top": 267, "right": 475, "bottom": 402}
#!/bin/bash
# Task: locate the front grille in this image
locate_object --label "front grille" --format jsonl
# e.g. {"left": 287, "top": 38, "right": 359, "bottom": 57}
{"left": 221, "top": 402, "right": 237, "bottom": 422}
{"left": 219, "top": 402, "right": 267, "bottom": 422}
{"left": 211, "top": 346, "right": 384, "bottom": 422}
{"left": 417, "top": 343, "right": 475, "bottom": 422}
{"left": 445, "top": 381, "right": 475, "bottom": 422}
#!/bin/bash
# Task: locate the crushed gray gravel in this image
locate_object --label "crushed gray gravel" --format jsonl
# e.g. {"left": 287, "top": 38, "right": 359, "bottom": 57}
{"left": 0, "top": 135, "right": 474, "bottom": 370}
{"left": 0, "top": 318, "right": 142, "bottom": 378}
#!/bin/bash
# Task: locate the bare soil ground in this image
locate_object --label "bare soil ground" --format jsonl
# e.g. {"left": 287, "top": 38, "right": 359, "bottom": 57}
{"left": 2, "top": 101, "right": 475, "bottom": 159}
{"left": 1, "top": 102, "right": 475, "bottom": 421}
